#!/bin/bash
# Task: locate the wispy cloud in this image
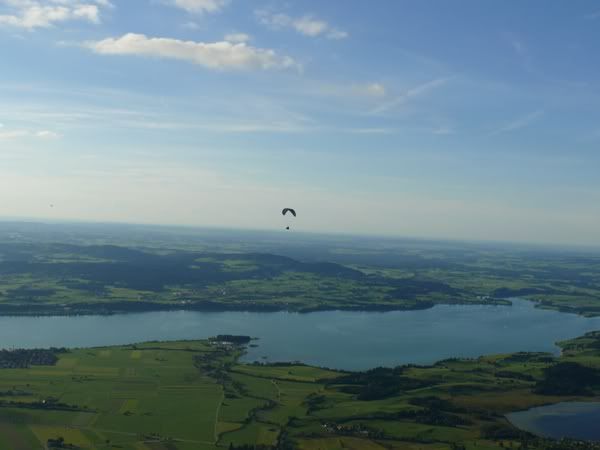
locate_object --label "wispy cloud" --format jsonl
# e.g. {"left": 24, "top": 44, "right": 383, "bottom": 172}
{"left": 490, "top": 109, "right": 544, "bottom": 135}
{"left": 306, "top": 81, "right": 386, "bottom": 99}
{"left": 0, "top": 0, "right": 111, "bottom": 30}
{"left": 360, "top": 83, "right": 386, "bottom": 97}
{"left": 181, "top": 21, "right": 200, "bottom": 30}
{"left": 256, "top": 10, "right": 348, "bottom": 40}
{"left": 35, "top": 130, "right": 61, "bottom": 139}
{"left": 579, "top": 127, "right": 600, "bottom": 143}
{"left": 0, "top": 129, "right": 28, "bottom": 139}
{"left": 166, "top": 0, "right": 228, "bottom": 14}
{"left": 508, "top": 36, "right": 526, "bottom": 56}
{"left": 504, "top": 32, "right": 534, "bottom": 73}
{"left": 431, "top": 126, "right": 454, "bottom": 135}
{"left": 584, "top": 10, "right": 600, "bottom": 20}
{"left": 224, "top": 32, "right": 250, "bottom": 43}
{"left": 121, "top": 119, "right": 312, "bottom": 134}
{"left": 0, "top": 127, "right": 61, "bottom": 140}
{"left": 1, "top": 94, "right": 394, "bottom": 136}
{"left": 345, "top": 127, "right": 394, "bottom": 135}
{"left": 85, "top": 33, "right": 299, "bottom": 71}
{"left": 369, "top": 78, "right": 450, "bottom": 115}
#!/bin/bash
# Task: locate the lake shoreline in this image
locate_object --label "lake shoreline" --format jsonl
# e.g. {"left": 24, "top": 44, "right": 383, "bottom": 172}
{"left": 1, "top": 298, "right": 599, "bottom": 370}
{"left": 0, "top": 297, "right": 513, "bottom": 318}
{"left": 507, "top": 401, "right": 600, "bottom": 441}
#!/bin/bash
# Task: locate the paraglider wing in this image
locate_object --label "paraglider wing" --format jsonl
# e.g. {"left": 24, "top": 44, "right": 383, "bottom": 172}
{"left": 282, "top": 208, "right": 296, "bottom": 217}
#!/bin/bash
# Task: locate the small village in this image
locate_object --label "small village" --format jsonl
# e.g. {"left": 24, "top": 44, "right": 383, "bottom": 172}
{"left": 0, "top": 348, "right": 65, "bottom": 369}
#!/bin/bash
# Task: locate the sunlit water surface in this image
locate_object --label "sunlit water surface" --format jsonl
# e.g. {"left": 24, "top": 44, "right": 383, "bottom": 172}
{"left": 1, "top": 299, "right": 599, "bottom": 370}
{"left": 508, "top": 402, "right": 600, "bottom": 441}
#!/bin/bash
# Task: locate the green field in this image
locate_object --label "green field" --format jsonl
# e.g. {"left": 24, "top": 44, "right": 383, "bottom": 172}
{"left": 1, "top": 333, "right": 600, "bottom": 449}
{"left": 1, "top": 223, "right": 600, "bottom": 317}
{"left": 1, "top": 224, "right": 600, "bottom": 448}
{"left": 0, "top": 341, "right": 228, "bottom": 450}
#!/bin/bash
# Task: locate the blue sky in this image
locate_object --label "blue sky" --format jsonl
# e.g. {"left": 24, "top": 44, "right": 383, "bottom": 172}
{"left": 1, "top": 0, "right": 600, "bottom": 245}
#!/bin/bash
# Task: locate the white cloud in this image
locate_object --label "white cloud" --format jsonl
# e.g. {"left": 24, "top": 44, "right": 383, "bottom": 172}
{"left": 224, "top": 32, "right": 250, "bottom": 43}
{"left": 0, "top": 0, "right": 110, "bottom": 29}
{"left": 86, "top": 33, "right": 299, "bottom": 71}
{"left": 292, "top": 15, "right": 327, "bottom": 37}
{"left": 256, "top": 10, "right": 348, "bottom": 40}
{"left": 167, "top": 0, "right": 228, "bottom": 14}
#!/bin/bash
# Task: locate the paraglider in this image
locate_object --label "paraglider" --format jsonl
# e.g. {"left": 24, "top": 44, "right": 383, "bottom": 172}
{"left": 282, "top": 208, "right": 296, "bottom": 230}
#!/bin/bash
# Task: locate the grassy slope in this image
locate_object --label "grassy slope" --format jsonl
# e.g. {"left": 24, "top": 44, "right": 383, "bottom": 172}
{"left": 2, "top": 333, "right": 600, "bottom": 449}
{"left": 2, "top": 222, "right": 600, "bottom": 316}
{"left": 2, "top": 239, "right": 600, "bottom": 316}
{"left": 0, "top": 341, "right": 226, "bottom": 450}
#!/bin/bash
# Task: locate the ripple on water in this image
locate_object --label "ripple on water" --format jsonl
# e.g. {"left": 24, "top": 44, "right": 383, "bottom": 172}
{"left": 0, "top": 299, "right": 599, "bottom": 370}
{"left": 507, "top": 402, "right": 600, "bottom": 441}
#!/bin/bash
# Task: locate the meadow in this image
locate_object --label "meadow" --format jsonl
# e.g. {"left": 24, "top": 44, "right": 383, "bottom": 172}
{"left": 1, "top": 222, "right": 600, "bottom": 448}
{"left": 1, "top": 332, "right": 600, "bottom": 449}
{"left": 1, "top": 221, "right": 600, "bottom": 317}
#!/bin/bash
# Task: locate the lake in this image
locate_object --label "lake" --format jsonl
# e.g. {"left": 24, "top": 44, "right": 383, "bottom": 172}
{"left": 1, "top": 298, "right": 599, "bottom": 370}
{"left": 507, "top": 402, "right": 600, "bottom": 441}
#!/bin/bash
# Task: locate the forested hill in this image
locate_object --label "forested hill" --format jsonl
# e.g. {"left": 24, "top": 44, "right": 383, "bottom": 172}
{"left": 0, "top": 222, "right": 600, "bottom": 316}
{"left": 0, "top": 242, "right": 468, "bottom": 315}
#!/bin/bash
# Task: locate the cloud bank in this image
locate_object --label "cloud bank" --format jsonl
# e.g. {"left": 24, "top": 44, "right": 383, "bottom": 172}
{"left": 256, "top": 10, "right": 348, "bottom": 40}
{"left": 0, "top": 0, "right": 111, "bottom": 29}
{"left": 86, "top": 33, "right": 298, "bottom": 71}
{"left": 167, "top": 0, "right": 228, "bottom": 14}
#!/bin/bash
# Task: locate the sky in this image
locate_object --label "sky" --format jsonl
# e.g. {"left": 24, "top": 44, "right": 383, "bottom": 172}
{"left": 1, "top": 0, "right": 600, "bottom": 245}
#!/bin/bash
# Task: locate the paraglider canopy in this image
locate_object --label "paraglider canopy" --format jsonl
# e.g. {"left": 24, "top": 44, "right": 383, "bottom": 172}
{"left": 282, "top": 208, "right": 296, "bottom": 231}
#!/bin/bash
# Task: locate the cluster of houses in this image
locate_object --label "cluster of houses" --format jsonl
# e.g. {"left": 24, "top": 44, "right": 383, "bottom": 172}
{"left": 0, "top": 348, "right": 62, "bottom": 369}
{"left": 321, "top": 422, "right": 384, "bottom": 439}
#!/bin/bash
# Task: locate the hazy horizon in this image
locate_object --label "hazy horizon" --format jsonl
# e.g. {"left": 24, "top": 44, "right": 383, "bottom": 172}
{"left": 2, "top": 1, "right": 600, "bottom": 245}
{"left": 2, "top": 216, "right": 600, "bottom": 252}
